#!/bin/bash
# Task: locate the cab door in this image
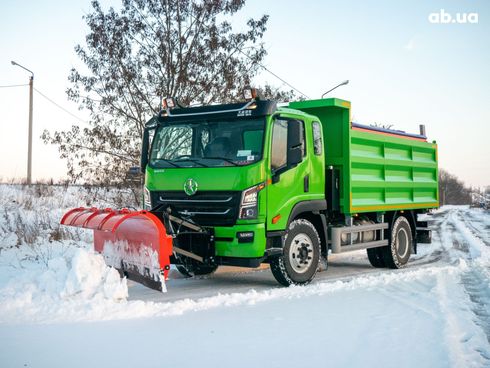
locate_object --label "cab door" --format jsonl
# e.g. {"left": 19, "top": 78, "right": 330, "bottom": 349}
{"left": 266, "top": 116, "right": 310, "bottom": 231}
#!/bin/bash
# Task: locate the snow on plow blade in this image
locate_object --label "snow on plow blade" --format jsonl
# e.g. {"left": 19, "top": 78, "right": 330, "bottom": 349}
{"left": 61, "top": 208, "right": 172, "bottom": 292}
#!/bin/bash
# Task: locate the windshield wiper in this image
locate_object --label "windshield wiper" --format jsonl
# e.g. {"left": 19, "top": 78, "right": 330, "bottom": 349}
{"left": 202, "top": 156, "right": 238, "bottom": 166}
{"left": 153, "top": 158, "right": 181, "bottom": 167}
{"left": 173, "top": 158, "right": 209, "bottom": 167}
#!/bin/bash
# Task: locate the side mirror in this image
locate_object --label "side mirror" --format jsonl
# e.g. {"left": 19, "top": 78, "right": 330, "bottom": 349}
{"left": 127, "top": 166, "right": 141, "bottom": 176}
{"left": 140, "top": 127, "right": 150, "bottom": 173}
{"left": 126, "top": 166, "right": 142, "bottom": 184}
{"left": 287, "top": 147, "right": 302, "bottom": 167}
{"left": 141, "top": 117, "right": 159, "bottom": 173}
{"left": 287, "top": 119, "right": 303, "bottom": 148}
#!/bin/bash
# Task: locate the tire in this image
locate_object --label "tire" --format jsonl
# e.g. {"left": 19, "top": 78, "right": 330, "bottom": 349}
{"left": 193, "top": 265, "right": 218, "bottom": 276}
{"left": 366, "top": 247, "right": 386, "bottom": 268}
{"left": 176, "top": 264, "right": 218, "bottom": 277}
{"left": 382, "top": 216, "right": 412, "bottom": 268}
{"left": 270, "top": 219, "right": 321, "bottom": 286}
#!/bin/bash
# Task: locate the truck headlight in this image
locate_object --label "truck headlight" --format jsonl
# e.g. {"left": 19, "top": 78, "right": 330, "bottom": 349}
{"left": 239, "top": 183, "right": 265, "bottom": 219}
{"left": 143, "top": 187, "right": 152, "bottom": 210}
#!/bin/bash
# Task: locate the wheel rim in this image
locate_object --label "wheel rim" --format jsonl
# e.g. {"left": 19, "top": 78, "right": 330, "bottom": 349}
{"left": 288, "top": 233, "right": 314, "bottom": 274}
{"left": 396, "top": 227, "right": 409, "bottom": 259}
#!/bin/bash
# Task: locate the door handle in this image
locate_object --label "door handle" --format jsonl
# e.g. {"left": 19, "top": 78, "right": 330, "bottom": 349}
{"left": 304, "top": 174, "right": 309, "bottom": 192}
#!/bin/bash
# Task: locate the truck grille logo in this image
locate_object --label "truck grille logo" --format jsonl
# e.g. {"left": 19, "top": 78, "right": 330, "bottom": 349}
{"left": 184, "top": 178, "right": 198, "bottom": 196}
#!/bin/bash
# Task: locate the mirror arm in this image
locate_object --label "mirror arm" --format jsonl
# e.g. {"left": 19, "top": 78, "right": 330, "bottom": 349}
{"left": 271, "top": 165, "right": 291, "bottom": 184}
{"left": 271, "top": 168, "right": 283, "bottom": 184}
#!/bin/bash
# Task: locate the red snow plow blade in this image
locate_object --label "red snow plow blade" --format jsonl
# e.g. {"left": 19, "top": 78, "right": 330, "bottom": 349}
{"left": 61, "top": 207, "right": 172, "bottom": 291}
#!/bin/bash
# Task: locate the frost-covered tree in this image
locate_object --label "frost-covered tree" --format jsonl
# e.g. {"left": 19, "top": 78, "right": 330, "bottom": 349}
{"left": 43, "top": 0, "right": 292, "bottom": 185}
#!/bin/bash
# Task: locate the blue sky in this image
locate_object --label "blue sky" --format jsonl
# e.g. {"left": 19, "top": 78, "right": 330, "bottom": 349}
{"left": 0, "top": 0, "right": 488, "bottom": 187}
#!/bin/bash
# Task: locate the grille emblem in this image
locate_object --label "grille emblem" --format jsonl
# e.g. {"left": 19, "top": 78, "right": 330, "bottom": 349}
{"left": 184, "top": 178, "right": 198, "bottom": 196}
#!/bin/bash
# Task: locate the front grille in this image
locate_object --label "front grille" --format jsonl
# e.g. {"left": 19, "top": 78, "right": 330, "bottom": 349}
{"left": 152, "top": 191, "right": 241, "bottom": 226}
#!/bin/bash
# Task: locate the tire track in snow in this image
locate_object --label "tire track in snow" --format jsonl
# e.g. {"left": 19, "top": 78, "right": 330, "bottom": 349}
{"left": 466, "top": 209, "right": 490, "bottom": 239}
{"left": 459, "top": 209, "right": 490, "bottom": 247}
{"left": 447, "top": 209, "right": 490, "bottom": 352}
{"left": 431, "top": 211, "right": 466, "bottom": 264}
{"left": 460, "top": 269, "right": 490, "bottom": 344}
{"left": 424, "top": 208, "right": 490, "bottom": 365}
{"left": 434, "top": 269, "right": 490, "bottom": 367}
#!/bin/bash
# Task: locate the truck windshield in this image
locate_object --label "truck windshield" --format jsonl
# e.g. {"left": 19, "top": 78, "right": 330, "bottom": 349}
{"left": 149, "top": 118, "right": 265, "bottom": 168}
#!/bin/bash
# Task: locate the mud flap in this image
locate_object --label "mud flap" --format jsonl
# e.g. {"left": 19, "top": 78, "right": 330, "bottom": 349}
{"left": 61, "top": 207, "right": 173, "bottom": 292}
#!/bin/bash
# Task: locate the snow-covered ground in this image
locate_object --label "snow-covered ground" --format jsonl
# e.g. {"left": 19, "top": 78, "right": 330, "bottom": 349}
{"left": 1, "top": 185, "right": 489, "bottom": 367}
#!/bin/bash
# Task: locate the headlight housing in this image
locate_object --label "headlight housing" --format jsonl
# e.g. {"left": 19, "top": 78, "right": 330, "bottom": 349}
{"left": 143, "top": 187, "right": 152, "bottom": 210}
{"left": 239, "top": 183, "right": 265, "bottom": 219}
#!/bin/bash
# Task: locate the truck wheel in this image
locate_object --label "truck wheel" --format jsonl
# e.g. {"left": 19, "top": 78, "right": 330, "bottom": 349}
{"left": 176, "top": 264, "right": 218, "bottom": 277}
{"left": 382, "top": 216, "right": 412, "bottom": 268}
{"left": 193, "top": 265, "right": 218, "bottom": 276}
{"left": 270, "top": 219, "right": 321, "bottom": 286}
{"left": 366, "top": 247, "right": 386, "bottom": 268}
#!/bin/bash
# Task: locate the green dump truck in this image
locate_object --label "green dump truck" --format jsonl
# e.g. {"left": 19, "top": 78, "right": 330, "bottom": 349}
{"left": 62, "top": 91, "right": 438, "bottom": 290}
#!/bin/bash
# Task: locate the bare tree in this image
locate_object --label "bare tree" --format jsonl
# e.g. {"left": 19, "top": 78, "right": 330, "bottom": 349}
{"left": 42, "top": 0, "right": 291, "bottom": 186}
{"left": 438, "top": 169, "right": 472, "bottom": 205}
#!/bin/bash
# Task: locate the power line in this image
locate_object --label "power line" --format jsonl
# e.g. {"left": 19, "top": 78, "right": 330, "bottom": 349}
{"left": 238, "top": 49, "right": 310, "bottom": 99}
{"left": 0, "top": 83, "right": 29, "bottom": 88}
{"left": 34, "top": 88, "right": 88, "bottom": 123}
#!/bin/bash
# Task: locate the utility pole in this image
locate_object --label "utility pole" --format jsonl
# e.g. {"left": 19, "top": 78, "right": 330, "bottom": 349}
{"left": 27, "top": 74, "right": 33, "bottom": 185}
{"left": 11, "top": 61, "right": 34, "bottom": 185}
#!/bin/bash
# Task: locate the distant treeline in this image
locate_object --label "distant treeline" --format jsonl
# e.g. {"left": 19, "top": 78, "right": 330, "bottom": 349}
{"left": 439, "top": 169, "right": 485, "bottom": 205}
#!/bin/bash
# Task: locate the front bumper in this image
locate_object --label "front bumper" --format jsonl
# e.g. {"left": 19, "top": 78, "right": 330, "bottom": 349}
{"left": 214, "top": 222, "right": 266, "bottom": 258}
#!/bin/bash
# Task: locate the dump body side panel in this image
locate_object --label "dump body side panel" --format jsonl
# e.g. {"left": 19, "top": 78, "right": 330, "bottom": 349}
{"left": 289, "top": 98, "right": 439, "bottom": 215}
{"left": 349, "top": 129, "right": 438, "bottom": 213}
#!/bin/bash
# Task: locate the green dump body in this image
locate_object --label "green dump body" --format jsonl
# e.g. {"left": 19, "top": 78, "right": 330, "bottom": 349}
{"left": 289, "top": 98, "right": 439, "bottom": 215}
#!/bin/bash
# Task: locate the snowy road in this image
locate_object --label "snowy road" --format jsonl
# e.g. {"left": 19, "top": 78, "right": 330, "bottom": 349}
{"left": 128, "top": 206, "right": 487, "bottom": 303}
{"left": 1, "top": 205, "right": 490, "bottom": 368}
{"left": 128, "top": 251, "right": 377, "bottom": 302}
{"left": 129, "top": 240, "right": 437, "bottom": 303}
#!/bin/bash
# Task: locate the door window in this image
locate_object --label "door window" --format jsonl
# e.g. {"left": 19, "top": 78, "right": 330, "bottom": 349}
{"left": 271, "top": 119, "right": 288, "bottom": 170}
{"left": 312, "top": 121, "right": 322, "bottom": 155}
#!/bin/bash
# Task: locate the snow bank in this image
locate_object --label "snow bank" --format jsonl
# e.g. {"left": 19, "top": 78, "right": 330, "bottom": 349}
{"left": 0, "top": 184, "right": 143, "bottom": 323}
{"left": 0, "top": 247, "right": 128, "bottom": 324}
{"left": 62, "top": 249, "right": 128, "bottom": 300}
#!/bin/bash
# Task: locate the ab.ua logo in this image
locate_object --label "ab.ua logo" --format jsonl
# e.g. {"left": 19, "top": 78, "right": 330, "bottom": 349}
{"left": 429, "top": 9, "right": 478, "bottom": 24}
